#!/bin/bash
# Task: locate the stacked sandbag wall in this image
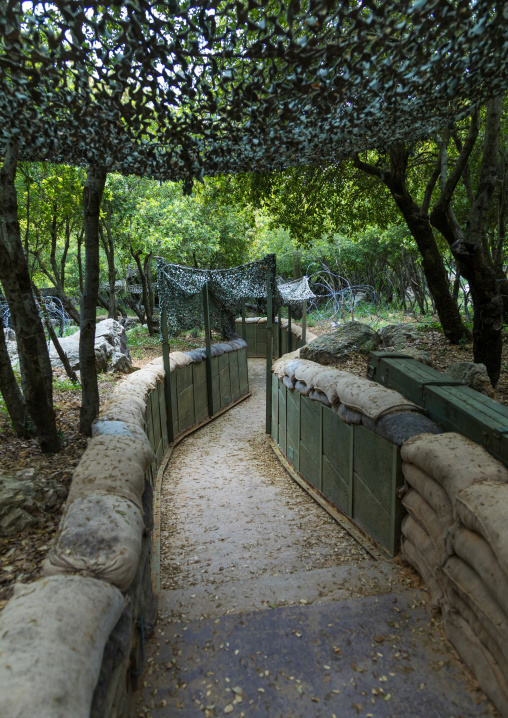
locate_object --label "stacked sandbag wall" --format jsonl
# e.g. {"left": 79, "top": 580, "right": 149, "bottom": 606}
{"left": 235, "top": 316, "right": 317, "bottom": 357}
{"left": 400, "top": 433, "right": 508, "bottom": 715}
{"left": 271, "top": 351, "right": 441, "bottom": 555}
{"left": 0, "top": 340, "right": 249, "bottom": 718}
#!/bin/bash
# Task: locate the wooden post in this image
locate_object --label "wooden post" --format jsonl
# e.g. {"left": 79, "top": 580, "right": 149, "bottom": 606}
{"left": 266, "top": 269, "right": 273, "bottom": 434}
{"left": 277, "top": 308, "right": 282, "bottom": 359}
{"left": 202, "top": 282, "right": 214, "bottom": 418}
{"left": 302, "top": 300, "right": 307, "bottom": 345}
{"left": 241, "top": 299, "right": 246, "bottom": 341}
{"left": 287, "top": 306, "right": 292, "bottom": 353}
{"left": 161, "top": 307, "right": 174, "bottom": 443}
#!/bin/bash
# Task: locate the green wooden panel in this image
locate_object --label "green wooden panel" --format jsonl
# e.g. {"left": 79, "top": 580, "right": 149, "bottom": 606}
{"left": 245, "top": 324, "right": 257, "bottom": 356}
{"left": 299, "top": 396, "right": 321, "bottom": 489}
{"left": 151, "top": 383, "right": 161, "bottom": 455}
{"left": 239, "top": 347, "right": 249, "bottom": 394}
{"left": 145, "top": 391, "right": 155, "bottom": 452}
{"left": 158, "top": 380, "right": 168, "bottom": 449}
{"left": 425, "top": 385, "right": 508, "bottom": 464}
{"left": 256, "top": 323, "right": 267, "bottom": 357}
{"left": 193, "top": 360, "right": 207, "bottom": 388}
{"left": 278, "top": 380, "right": 287, "bottom": 454}
{"left": 271, "top": 373, "right": 279, "bottom": 443}
{"left": 194, "top": 380, "right": 209, "bottom": 423}
{"left": 353, "top": 425, "right": 404, "bottom": 555}
{"left": 322, "top": 407, "right": 352, "bottom": 514}
{"left": 281, "top": 329, "right": 288, "bottom": 356}
{"left": 177, "top": 363, "right": 193, "bottom": 392}
{"left": 219, "top": 354, "right": 231, "bottom": 408}
{"left": 286, "top": 387, "right": 300, "bottom": 470}
{"left": 211, "top": 357, "right": 221, "bottom": 413}
{"left": 171, "top": 368, "right": 178, "bottom": 438}
{"left": 229, "top": 351, "right": 240, "bottom": 400}
{"left": 178, "top": 383, "right": 195, "bottom": 433}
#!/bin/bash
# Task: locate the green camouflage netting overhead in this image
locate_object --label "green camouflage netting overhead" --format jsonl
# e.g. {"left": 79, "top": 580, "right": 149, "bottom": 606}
{"left": 157, "top": 255, "right": 314, "bottom": 338}
{"left": 1, "top": 1, "right": 508, "bottom": 185}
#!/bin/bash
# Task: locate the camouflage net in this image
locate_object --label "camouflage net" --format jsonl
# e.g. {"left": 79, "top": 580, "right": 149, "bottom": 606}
{"left": 1, "top": 2, "right": 508, "bottom": 186}
{"left": 157, "top": 256, "right": 314, "bottom": 338}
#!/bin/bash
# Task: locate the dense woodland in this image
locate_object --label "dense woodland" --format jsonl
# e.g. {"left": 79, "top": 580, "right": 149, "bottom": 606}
{"left": 1, "top": 95, "right": 508, "bottom": 452}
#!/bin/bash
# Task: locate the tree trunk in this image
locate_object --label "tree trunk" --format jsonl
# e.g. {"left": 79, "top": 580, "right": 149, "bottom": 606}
{"left": 79, "top": 165, "right": 107, "bottom": 435}
{"left": 33, "top": 282, "right": 78, "bottom": 384}
{"left": 144, "top": 252, "right": 154, "bottom": 332}
{"left": 0, "top": 314, "right": 28, "bottom": 437}
{"left": 0, "top": 142, "right": 60, "bottom": 452}
{"left": 131, "top": 245, "right": 155, "bottom": 335}
{"left": 100, "top": 217, "right": 117, "bottom": 320}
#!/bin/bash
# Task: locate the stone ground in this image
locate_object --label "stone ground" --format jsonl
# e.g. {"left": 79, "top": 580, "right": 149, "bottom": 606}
{"left": 137, "top": 359, "right": 497, "bottom": 718}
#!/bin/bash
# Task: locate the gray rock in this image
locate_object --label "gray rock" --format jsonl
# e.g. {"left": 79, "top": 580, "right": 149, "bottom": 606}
{"left": 122, "top": 317, "right": 138, "bottom": 331}
{"left": 0, "top": 474, "right": 41, "bottom": 537}
{"left": 48, "top": 318, "right": 133, "bottom": 374}
{"left": 379, "top": 323, "right": 424, "bottom": 348}
{"left": 300, "top": 321, "right": 381, "bottom": 364}
{"left": 443, "top": 361, "right": 495, "bottom": 398}
{"left": 401, "top": 347, "right": 432, "bottom": 366}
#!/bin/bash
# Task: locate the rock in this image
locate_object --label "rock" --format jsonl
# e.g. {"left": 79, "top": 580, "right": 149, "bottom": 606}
{"left": 0, "top": 474, "right": 41, "bottom": 537}
{"left": 300, "top": 321, "right": 382, "bottom": 364}
{"left": 48, "top": 319, "right": 134, "bottom": 374}
{"left": 401, "top": 347, "right": 432, "bottom": 366}
{"left": 443, "top": 361, "right": 495, "bottom": 398}
{"left": 122, "top": 317, "right": 138, "bottom": 331}
{"left": 379, "top": 323, "right": 424, "bottom": 348}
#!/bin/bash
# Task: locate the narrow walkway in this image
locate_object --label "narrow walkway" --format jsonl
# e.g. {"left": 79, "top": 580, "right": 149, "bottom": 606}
{"left": 139, "top": 360, "right": 495, "bottom": 718}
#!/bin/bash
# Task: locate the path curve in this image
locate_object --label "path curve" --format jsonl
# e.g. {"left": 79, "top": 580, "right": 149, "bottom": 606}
{"left": 139, "top": 360, "right": 495, "bottom": 718}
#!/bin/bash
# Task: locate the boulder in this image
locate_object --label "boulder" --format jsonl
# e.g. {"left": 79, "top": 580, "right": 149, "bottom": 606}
{"left": 0, "top": 473, "right": 40, "bottom": 537}
{"left": 48, "top": 319, "right": 133, "bottom": 374}
{"left": 379, "top": 323, "right": 424, "bottom": 348}
{"left": 443, "top": 361, "right": 494, "bottom": 398}
{"left": 300, "top": 321, "right": 381, "bottom": 364}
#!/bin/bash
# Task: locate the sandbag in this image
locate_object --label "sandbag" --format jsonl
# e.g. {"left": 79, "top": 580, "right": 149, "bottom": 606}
{"left": 68, "top": 435, "right": 154, "bottom": 510}
{"left": 337, "top": 403, "right": 363, "bottom": 424}
{"left": 444, "top": 557, "right": 508, "bottom": 665}
{"left": 169, "top": 351, "right": 193, "bottom": 369}
{"left": 443, "top": 609, "right": 508, "bottom": 717}
{"left": 361, "top": 414, "right": 376, "bottom": 432}
{"left": 294, "top": 361, "right": 329, "bottom": 388}
{"left": 283, "top": 358, "right": 307, "bottom": 380}
{"left": 455, "top": 482, "right": 508, "bottom": 577}
{"left": 295, "top": 380, "right": 311, "bottom": 396}
{"left": 44, "top": 494, "right": 144, "bottom": 591}
{"left": 271, "top": 351, "right": 301, "bottom": 379}
{"left": 401, "top": 519, "right": 444, "bottom": 607}
{"left": 401, "top": 434, "right": 508, "bottom": 504}
{"left": 215, "top": 342, "right": 234, "bottom": 354}
{"left": 308, "top": 389, "right": 331, "bottom": 407}
{"left": 448, "top": 524, "right": 508, "bottom": 616}
{"left": 91, "top": 418, "right": 149, "bottom": 446}
{"left": 185, "top": 348, "right": 205, "bottom": 362}
{"left": 402, "top": 489, "right": 449, "bottom": 566}
{"left": 335, "top": 375, "right": 418, "bottom": 420}
{"left": 402, "top": 463, "right": 453, "bottom": 532}
{"left": 312, "top": 368, "right": 351, "bottom": 405}
{"left": 446, "top": 585, "right": 508, "bottom": 678}
{"left": 283, "top": 375, "right": 295, "bottom": 390}
{"left": 374, "top": 411, "right": 442, "bottom": 446}
{"left": 0, "top": 575, "right": 124, "bottom": 718}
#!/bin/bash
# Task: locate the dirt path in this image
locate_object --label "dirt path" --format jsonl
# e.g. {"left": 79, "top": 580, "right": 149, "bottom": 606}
{"left": 138, "top": 360, "right": 495, "bottom": 718}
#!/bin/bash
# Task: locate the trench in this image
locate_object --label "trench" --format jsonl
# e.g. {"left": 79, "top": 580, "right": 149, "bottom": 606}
{"left": 138, "top": 359, "right": 495, "bottom": 717}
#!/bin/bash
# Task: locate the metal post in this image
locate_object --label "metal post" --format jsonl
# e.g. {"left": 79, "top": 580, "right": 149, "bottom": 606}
{"left": 302, "top": 300, "right": 307, "bottom": 345}
{"left": 266, "top": 269, "right": 273, "bottom": 434}
{"left": 241, "top": 299, "right": 247, "bottom": 341}
{"left": 202, "top": 282, "right": 214, "bottom": 418}
{"left": 161, "top": 307, "right": 174, "bottom": 443}
{"left": 277, "top": 308, "right": 282, "bottom": 359}
{"left": 287, "top": 306, "right": 292, "bottom": 353}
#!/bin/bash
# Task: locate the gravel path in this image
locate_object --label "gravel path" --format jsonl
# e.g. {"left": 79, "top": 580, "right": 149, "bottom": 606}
{"left": 138, "top": 359, "right": 496, "bottom": 718}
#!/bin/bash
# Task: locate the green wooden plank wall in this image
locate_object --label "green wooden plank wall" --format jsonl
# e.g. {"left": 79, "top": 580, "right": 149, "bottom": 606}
{"left": 273, "top": 375, "right": 404, "bottom": 556}
{"left": 242, "top": 321, "right": 305, "bottom": 358}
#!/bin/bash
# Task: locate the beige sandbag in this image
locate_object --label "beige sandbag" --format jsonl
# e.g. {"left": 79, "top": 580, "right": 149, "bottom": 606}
{"left": 401, "top": 515, "right": 444, "bottom": 606}
{"left": 401, "top": 434, "right": 508, "bottom": 504}
{"left": 455, "top": 482, "right": 508, "bottom": 578}
{"left": 335, "top": 375, "right": 418, "bottom": 420}
{"left": 448, "top": 524, "right": 508, "bottom": 616}
{"left": 169, "top": 351, "right": 193, "bottom": 369}
{"left": 272, "top": 350, "right": 301, "bottom": 379}
{"left": 402, "top": 489, "right": 449, "bottom": 566}
{"left": 0, "top": 575, "right": 124, "bottom": 718}
{"left": 443, "top": 609, "right": 508, "bottom": 717}
{"left": 444, "top": 556, "right": 508, "bottom": 649}
{"left": 402, "top": 462, "right": 453, "bottom": 532}
{"left": 294, "top": 361, "right": 330, "bottom": 388}
{"left": 91, "top": 417, "right": 151, "bottom": 448}
{"left": 43, "top": 494, "right": 144, "bottom": 591}
{"left": 312, "top": 368, "right": 352, "bottom": 405}
{"left": 67, "top": 435, "right": 154, "bottom": 510}
{"left": 447, "top": 585, "right": 508, "bottom": 678}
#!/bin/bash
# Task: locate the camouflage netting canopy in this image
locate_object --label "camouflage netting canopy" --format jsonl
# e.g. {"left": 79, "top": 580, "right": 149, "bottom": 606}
{"left": 157, "top": 255, "right": 315, "bottom": 338}
{"left": 1, "top": 1, "right": 508, "bottom": 186}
